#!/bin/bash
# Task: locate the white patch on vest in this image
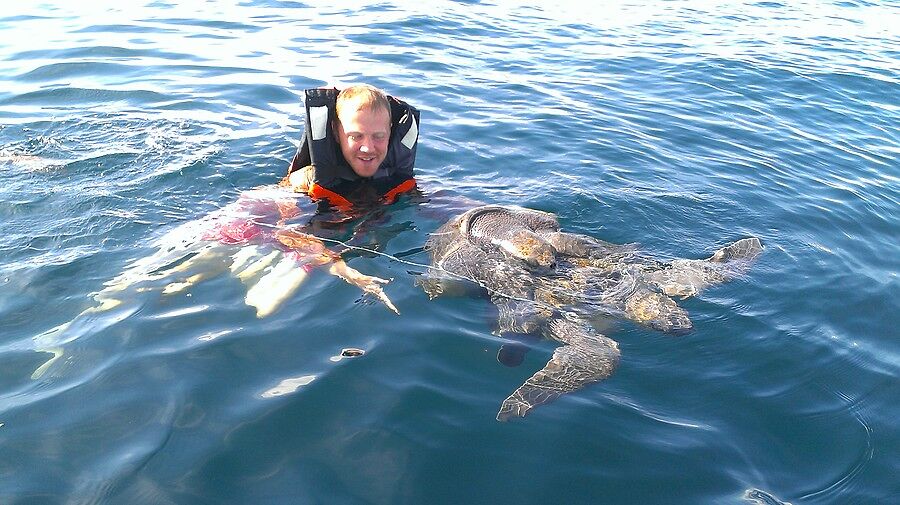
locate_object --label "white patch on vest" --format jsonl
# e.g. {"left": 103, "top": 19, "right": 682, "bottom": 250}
{"left": 310, "top": 105, "right": 329, "bottom": 141}
{"left": 401, "top": 116, "right": 418, "bottom": 150}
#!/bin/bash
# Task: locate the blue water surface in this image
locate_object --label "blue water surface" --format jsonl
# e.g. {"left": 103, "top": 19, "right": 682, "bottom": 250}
{"left": 1, "top": 1, "right": 898, "bottom": 504}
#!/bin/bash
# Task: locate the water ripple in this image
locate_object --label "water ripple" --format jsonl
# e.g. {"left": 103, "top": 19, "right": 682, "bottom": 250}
{"left": 1, "top": 1, "right": 898, "bottom": 503}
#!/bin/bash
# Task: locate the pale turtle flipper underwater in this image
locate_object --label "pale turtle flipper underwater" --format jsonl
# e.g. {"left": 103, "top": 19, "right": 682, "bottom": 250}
{"left": 497, "top": 318, "right": 620, "bottom": 421}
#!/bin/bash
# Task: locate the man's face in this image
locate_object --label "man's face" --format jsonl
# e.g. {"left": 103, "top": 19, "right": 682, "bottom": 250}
{"left": 334, "top": 100, "right": 391, "bottom": 178}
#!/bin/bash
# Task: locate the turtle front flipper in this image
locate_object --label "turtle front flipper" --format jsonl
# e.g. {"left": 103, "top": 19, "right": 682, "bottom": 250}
{"left": 708, "top": 237, "right": 763, "bottom": 264}
{"left": 646, "top": 237, "right": 763, "bottom": 298}
{"left": 496, "top": 318, "right": 620, "bottom": 421}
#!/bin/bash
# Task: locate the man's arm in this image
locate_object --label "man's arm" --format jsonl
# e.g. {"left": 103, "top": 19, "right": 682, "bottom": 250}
{"left": 274, "top": 165, "right": 314, "bottom": 224}
{"left": 279, "top": 165, "right": 314, "bottom": 193}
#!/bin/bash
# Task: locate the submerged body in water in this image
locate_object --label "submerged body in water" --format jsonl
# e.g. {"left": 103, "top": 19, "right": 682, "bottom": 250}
{"left": 31, "top": 185, "right": 397, "bottom": 379}
{"left": 422, "top": 205, "right": 763, "bottom": 421}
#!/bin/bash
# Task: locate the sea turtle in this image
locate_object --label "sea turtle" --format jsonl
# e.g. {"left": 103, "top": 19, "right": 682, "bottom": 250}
{"left": 421, "top": 205, "right": 762, "bottom": 421}
{"left": 31, "top": 185, "right": 397, "bottom": 379}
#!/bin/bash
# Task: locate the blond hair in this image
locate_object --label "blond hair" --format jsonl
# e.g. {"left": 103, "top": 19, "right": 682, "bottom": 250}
{"left": 335, "top": 84, "right": 391, "bottom": 120}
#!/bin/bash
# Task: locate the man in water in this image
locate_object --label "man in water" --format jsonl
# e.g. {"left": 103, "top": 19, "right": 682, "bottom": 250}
{"left": 282, "top": 84, "right": 419, "bottom": 210}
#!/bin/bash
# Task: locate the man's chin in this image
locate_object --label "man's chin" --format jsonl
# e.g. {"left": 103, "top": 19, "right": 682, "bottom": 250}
{"left": 351, "top": 161, "right": 381, "bottom": 178}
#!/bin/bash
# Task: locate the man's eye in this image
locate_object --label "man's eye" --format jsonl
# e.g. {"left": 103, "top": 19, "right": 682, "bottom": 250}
{"left": 373, "top": 133, "right": 386, "bottom": 141}
{"left": 349, "top": 134, "right": 360, "bottom": 141}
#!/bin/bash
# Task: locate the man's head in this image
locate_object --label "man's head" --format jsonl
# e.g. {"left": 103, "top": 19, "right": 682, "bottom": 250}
{"left": 334, "top": 85, "right": 392, "bottom": 178}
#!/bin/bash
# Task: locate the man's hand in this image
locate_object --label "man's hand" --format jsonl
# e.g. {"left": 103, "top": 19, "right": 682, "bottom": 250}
{"left": 281, "top": 165, "right": 314, "bottom": 193}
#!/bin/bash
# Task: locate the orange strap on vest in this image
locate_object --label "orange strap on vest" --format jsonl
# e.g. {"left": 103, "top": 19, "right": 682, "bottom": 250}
{"left": 307, "top": 178, "right": 417, "bottom": 211}
{"left": 307, "top": 183, "right": 354, "bottom": 212}
{"left": 381, "top": 178, "right": 417, "bottom": 204}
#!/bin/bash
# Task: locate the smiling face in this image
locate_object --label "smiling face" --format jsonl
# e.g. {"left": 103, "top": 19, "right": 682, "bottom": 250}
{"left": 333, "top": 97, "right": 391, "bottom": 178}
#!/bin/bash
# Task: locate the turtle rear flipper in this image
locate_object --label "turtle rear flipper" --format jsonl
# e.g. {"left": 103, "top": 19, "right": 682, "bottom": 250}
{"left": 496, "top": 319, "right": 620, "bottom": 421}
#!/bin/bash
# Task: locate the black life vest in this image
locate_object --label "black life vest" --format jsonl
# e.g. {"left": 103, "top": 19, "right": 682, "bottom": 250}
{"left": 287, "top": 88, "right": 419, "bottom": 209}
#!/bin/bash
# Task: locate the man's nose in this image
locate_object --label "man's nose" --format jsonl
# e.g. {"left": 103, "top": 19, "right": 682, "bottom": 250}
{"left": 359, "top": 144, "right": 370, "bottom": 153}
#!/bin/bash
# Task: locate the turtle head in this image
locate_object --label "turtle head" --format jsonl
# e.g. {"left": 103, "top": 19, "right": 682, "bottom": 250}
{"left": 496, "top": 230, "right": 557, "bottom": 269}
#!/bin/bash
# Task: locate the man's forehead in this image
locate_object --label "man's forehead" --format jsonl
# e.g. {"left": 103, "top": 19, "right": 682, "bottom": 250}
{"left": 337, "top": 105, "right": 390, "bottom": 127}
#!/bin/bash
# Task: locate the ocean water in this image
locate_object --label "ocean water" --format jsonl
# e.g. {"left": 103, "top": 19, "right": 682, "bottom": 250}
{"left": 1, "top": 1, "right": 898, "bottom": 503}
